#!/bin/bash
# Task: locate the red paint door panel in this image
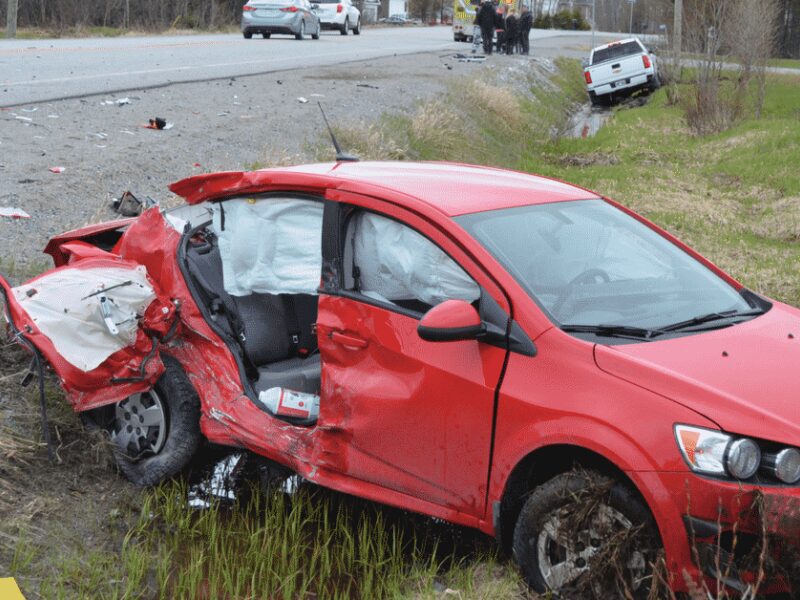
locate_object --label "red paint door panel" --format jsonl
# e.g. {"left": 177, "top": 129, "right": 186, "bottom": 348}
{"left": 317, "top": 295, "right": 504, "bottom": 515}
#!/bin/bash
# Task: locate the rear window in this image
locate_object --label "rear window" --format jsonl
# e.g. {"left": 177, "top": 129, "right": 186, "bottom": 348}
{"left": 591, "top": 41, "right": 643, "bottom": 65}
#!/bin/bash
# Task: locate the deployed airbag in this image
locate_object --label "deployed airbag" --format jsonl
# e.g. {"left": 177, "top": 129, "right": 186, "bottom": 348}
{"left": 212, "top": 198, "right": 323, "bottom": 296}
{"left": 12, "top": 266, "right": 157, "bottom": 372}
{"left": 352, "top": 212, "right": 480, "bottom": 306}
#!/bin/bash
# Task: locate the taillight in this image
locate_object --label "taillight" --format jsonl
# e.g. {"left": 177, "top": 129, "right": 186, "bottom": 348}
{"left": 243, "top": 4, "right": 256, "bottom": 10}
{"left": 584, "top": 71, "right": 592, "bottom": 84}
{"left": 642, "top": 54, "right": 651, "bottom": 68}
{"left": 337, "top": 4, "right": 343, "bottom": 12}
{"left": 281, "top": 5, "right": 298, "bottom": 11}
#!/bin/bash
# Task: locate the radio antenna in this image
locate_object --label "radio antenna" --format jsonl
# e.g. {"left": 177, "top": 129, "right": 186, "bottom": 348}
{"left": 318, "top": 102, "right": 359, "bottom": 162}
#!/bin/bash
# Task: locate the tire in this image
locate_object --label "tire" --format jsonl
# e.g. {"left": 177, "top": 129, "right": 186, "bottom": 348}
{"left": 512, "top": 470, "right": 661, "bottom": 599}
{"left": 243, "top": 31, "right": 253, "bottom": 39}
{"left": 296, "top": 20, "right": 305, "bottom": 40}
{"left": 312, "top": 22, "right": 320, "bottom": 39}
{"left": 107, "top": 356, "right": 201, "bottom": 487}
{"left": 353, "top": 18, "right": 361, "bottom": 34}
{"left": 263, "top": 32, "right": 271, "bottom": 38}
{"left": 340, "top": 17, "right": 349, "bottom": 35}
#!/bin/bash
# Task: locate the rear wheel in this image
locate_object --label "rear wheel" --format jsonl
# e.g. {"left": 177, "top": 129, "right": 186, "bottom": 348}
{"left": 296, "top": 20, "right": 305, "bottom": 40}
{"left": 312, "top": 22, "right": 320, "bottom": 39}
{"left": 353, "top": 17, "right": 361, "bottom": 34}
{"left": 340, "top": 17, "right": 349, "bottom": 34}
{"left": 263, "top": 31, "right": 271, "bottom": 38}
{"left": 243, "top": 30, "right": 253, "bottom": 39}
{"left": 105, "top": 357, "right": 202, "bottom": 487}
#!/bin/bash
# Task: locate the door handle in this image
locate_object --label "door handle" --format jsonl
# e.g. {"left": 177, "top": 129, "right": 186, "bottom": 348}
{"left": 329, "top": 331, "right": 368, "bottom": 349}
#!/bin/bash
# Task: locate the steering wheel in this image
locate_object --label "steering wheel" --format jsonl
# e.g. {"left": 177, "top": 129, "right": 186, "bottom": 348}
{"left": 552, "top": 268, "right": 611, "bottom": 318}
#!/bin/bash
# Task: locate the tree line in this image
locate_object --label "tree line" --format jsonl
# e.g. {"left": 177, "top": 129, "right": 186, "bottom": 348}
{"left": 3, "top": 0, "right": 800, "bottom": 58}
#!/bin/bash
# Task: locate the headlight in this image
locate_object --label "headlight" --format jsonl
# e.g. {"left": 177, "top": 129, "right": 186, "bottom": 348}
{"left": 763, "top": 448, "right": 800, "bottom": 484}
{"left": 675, "top": 425, "right": 730, "bottom": 475}
{"left": 725, "top": 438, "right": 761, "bottom": 479}
{"left": 675, "top": 424, "right": 800, "bottom": 484}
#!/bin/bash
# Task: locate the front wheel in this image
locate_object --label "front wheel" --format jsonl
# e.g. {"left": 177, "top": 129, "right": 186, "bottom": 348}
{"left": 243, "top": 31, "right": 253, "bottom": 39}
{"left": 311, "top": 22, "right": 320, "bottom": 39}
{"left": 353, "top": 18, "right": 361, "bottom": 34}
{"left": 340, "top": 17, "right": 349, "bottom": 35}
{"left": 103, "top": 356, "right": 201, "bottom": 487}
{"left": 512, "top": 470, "right": 661, "bottom": 599}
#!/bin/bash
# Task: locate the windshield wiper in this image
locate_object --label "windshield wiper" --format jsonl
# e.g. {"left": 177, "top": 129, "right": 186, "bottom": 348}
{"left": 659, "top": 309, "right": 766, "bottom": 333}
{"left": 561, "top": 323, "right": 661, "bottom": 340}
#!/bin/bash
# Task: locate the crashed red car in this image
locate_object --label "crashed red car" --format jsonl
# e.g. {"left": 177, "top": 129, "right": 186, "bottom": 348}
{"left": 3, "top": 161, "right": 800, "bottom": 596}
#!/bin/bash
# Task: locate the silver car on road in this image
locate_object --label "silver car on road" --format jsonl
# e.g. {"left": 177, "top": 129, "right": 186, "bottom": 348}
{"left": 242, "top": 0, "right": 321, "bottom": 40}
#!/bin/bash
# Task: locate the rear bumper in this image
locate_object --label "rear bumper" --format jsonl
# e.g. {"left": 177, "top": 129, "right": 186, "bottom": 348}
{"left": 588, "top": 72, "right": 653, "bottom": 97}
{"left": 241, "top": 13, "right": 300, "bottom": 33}
{"left": 640, "top": 470, "right": 800, "bottom": 594}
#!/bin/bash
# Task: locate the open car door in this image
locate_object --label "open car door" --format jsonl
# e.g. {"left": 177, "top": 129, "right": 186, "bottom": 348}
{"left": 0, "top": 254, "right": 177, "bottom": 412}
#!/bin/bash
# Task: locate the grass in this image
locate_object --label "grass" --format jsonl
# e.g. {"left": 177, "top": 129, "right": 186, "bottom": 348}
{"left": 4, "top": 58, "right": 800, "bottom": 599}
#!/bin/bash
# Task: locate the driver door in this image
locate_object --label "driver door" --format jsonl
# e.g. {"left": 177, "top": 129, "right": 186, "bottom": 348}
{"left": 316, "top": 196, "right": 510, "bottom": 517}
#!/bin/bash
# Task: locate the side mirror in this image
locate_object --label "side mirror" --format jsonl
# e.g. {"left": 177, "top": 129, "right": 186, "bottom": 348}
{"left": 418, "top": 300, "right": 485, "bottom": 342}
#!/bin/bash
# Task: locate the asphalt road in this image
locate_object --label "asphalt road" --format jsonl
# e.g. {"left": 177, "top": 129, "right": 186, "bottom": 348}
{"left": 0, "top": 26, "right": 620, "bottom": 107}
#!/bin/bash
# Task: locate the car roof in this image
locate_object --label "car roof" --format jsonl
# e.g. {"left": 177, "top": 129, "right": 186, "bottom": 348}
{"left": 169, "top": 161, "right": 598, "bottom": 217}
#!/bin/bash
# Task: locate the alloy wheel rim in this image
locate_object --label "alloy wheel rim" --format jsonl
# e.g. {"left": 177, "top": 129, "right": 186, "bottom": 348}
{"left": 111, "top": 390, "right": 167, "bottom": 457}
{"left": 535, "top": 503, "right": 646, "bottom": 593}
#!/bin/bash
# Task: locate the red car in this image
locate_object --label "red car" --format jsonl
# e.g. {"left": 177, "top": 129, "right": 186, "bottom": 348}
{"left": 3, "top": 161, "right": 799, "bottom": 596}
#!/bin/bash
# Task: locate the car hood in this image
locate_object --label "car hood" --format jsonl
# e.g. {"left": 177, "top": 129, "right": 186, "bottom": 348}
{"left": 594, "top": 302, "right": 800, "bottom": 444}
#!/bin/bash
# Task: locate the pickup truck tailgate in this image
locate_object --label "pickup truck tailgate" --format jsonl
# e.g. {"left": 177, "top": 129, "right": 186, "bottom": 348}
{"left": 590, "top": 54, "right": 645, "bottom": 87}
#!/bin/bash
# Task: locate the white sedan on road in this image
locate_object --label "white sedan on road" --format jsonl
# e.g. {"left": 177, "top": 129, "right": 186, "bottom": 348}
{"left": 313, "top": 0, "right": 361, "bottom": 34}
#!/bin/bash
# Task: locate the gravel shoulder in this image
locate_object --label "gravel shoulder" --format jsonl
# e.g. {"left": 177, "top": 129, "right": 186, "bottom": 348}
{"left": 0, "top": 49, "right": 493, "bottom": 277}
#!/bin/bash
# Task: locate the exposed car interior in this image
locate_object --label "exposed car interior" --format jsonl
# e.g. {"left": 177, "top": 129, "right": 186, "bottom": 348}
{"left": 178, "top": 196, "right": 323, "bottom": 413}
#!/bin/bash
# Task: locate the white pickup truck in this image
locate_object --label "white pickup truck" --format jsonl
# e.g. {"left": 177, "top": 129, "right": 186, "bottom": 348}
{"left": 583, "top": 38, "right": 660, "bottom": 106}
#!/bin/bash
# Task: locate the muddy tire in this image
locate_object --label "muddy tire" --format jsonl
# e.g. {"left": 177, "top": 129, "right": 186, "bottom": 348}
{"left": 110, "top": 356, "right": 201, "bottom": 487}
{"left": 512, "top": 470, "right": 661, "bottom": 599}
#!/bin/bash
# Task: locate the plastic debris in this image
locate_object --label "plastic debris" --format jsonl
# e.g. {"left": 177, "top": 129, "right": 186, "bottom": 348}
{"left": 356, "top": 84, "right": 379, "bottom": 89}
{"left": 111, "top": 191, "right": 159, "bottom": 216}
{"left": 21, "top": 107, "right": 38, "bottom": 113}
{"left": 0, "top": 207, "right": 31, "bottom": 219}
{"left": 14, "top": 116, "right": 33, "bottom": 122}
{"left": 49, "top": 166, "right": 65, "bottom": 174}
{"left": 144, "top": 117, "right": 172, "bottom": 130}
{"left": 297, "top": 97, "right": 309, "bottom": 104}
{"left": 48, "top": 115, "right": 60, "bottom": 119}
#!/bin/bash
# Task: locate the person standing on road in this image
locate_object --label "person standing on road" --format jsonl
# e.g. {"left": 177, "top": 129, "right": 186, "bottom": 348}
{"left": 505, "top": 9, "right": 518, "bottom": 55}
{"left": 494, "top": 4, "right": 506, "bottom": 55}
{"left": 476, "top": 0, "right": 496, "bottom": 55}
{"left": 471, "top": 5, "right": 484, "bottom": 54}
{"left": 518, "top": 5, "right": 533, "bottom": 55}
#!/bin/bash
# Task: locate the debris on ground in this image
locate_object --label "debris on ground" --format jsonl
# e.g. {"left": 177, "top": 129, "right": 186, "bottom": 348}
{"left": 14, "top": 116, "right": 33, "bottom": 123}
{"left": 101, "top": 98, "right": 131, "bottom": 106}
{"left": 356, "top": 84, "right": 379, "bottom": 89}
{"left": 297, "top": 97, "right": 309, "bottom": 104}
{"left": 452, "top": 53, "right": 486, "bottom": 63}
{"left": 48, "top": 167, "right": 65, "bottom": 174}
{"left": 111, "top": 191, "right": 158, "bottom": 216}
{"left": 144, "top": 117, "right": 172, "bottom": 130}
{"left": 0, "top": 207, "right": 31, "bottom": 219}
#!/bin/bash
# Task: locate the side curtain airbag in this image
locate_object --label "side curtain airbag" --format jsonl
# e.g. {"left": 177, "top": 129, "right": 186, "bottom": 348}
{"left": 212, "top": 198, "right": 323, "bottom": 296}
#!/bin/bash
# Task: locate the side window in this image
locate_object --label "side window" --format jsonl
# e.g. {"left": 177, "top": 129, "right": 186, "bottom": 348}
{"left": 343, "top": 211, "right": 481, "bottom": 314}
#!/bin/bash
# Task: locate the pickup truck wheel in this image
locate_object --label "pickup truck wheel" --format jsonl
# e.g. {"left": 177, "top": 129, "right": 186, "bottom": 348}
{"left": 512, "top": 470, "right": 661, "bottom": 599}
{"left": 108, "top": 356, "right": 201, "bottom": 487}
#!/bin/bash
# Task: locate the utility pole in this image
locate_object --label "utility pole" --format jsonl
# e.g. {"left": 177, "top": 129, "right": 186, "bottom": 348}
{"left": 628, "top": 0, "right": 634, "bottom": 34}
{"left": 673, "top": 0, "right": 682, "bottom": 55}
{"left": 6, "top": 0, "right": 19, "bottom": 38}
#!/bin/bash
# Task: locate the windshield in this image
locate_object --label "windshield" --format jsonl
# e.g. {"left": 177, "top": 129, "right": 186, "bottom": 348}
{"left": 456, "top": 200, "right": 755, "bottom": 333}
{"left": 592, "top": 41, "right": 643, "bottom": 65}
